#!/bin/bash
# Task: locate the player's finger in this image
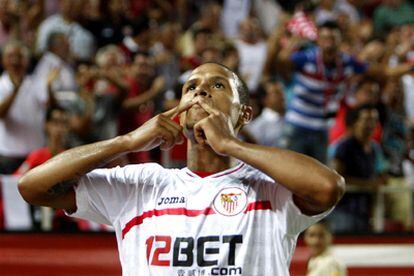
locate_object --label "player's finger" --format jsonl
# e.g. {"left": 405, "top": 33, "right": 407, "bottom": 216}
{"left": 196, "top": 101, "right": 220, "bottom": 115}
{"left": 163, "top": 99, "right": 197, "bottom": 119}
{"left": 158, "top": 119, "right": 182, "bottom": 140}
{"left": 159, "top": 115, "right": 183, "bottom": 133}
{"left": 193, "top": 123, "right": 206, "bottom": 145}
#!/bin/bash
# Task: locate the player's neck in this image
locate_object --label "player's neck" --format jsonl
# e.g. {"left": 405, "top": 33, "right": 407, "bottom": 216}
{"left": 186, "top": 142, "right": 237, "bottom": 173}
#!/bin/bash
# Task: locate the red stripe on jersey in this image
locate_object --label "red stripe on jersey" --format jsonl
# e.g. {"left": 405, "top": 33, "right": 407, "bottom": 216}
{"left": 122, "top": 207, "right": 215, "bottom": 238}
{"left": 121, "top": 200, "right": 272, "bottom": 239}
{"left": 244, "top": 200, "right": 272, "bottom": 213}
{"left": 301, "top": 70, "right": 346, "bottom": 83}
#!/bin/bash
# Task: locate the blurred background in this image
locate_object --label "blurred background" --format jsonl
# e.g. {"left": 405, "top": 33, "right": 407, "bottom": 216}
{"left": 1, "top": 0, "right": 414, "bottom": 275}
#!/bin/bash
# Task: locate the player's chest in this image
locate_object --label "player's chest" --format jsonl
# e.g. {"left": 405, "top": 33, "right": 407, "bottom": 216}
{"left": 118, "top": 180, "right": 270, "bottom": 236}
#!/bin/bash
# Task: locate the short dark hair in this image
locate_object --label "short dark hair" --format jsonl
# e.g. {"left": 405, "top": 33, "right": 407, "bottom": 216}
{"left": 318, "top": 20, "right": 341, "bottom": 31}
{"left": 345, "top": 104, "right": 377, "bottom": 128}
{"left": 204, "top": 62, "right": 250, "bottom": 106}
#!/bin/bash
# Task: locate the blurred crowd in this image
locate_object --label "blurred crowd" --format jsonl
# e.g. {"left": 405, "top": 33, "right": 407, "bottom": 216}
{"left": 1, "top": 0, "right": 414, "bottom": 234}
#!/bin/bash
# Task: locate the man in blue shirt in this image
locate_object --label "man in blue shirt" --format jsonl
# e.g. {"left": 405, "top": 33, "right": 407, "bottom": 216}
{"left": 277, "top": 21, "right": 414, "bottom": 163}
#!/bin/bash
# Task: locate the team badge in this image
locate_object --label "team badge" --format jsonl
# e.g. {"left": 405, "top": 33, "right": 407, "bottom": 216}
{"left": 213, "top": 187, "right": 247, "bottom": 216}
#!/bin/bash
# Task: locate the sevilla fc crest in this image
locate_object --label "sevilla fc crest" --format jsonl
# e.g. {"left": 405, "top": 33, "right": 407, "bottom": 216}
{"left": 213, "top": 187, "right": 247, "bottom": 216}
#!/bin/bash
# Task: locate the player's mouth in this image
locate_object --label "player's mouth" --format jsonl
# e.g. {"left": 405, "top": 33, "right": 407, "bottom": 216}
{"left": 187, "top": 104, "right": 208, "bottom": 120}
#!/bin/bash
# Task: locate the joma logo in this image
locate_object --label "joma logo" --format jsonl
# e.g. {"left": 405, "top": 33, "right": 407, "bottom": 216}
{"left": 157, "top": 196, "right": 186, "bottom": 205}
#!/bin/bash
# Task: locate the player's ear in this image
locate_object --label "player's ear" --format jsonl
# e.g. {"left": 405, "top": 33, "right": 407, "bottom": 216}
{"left": 239, "top": 105, "right": 253, "bottom": 126}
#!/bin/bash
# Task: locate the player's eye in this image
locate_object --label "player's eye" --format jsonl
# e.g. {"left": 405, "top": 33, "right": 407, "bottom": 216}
{"left": 214, "top": 82, "right": 224, "bottom": 89}
{"left": 186, "top": 85, "right": 196, "bottom": 92}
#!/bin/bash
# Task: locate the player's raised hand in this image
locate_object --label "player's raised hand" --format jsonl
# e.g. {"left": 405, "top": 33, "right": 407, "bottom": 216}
{"left": 193, "top": 100, "right": 237, "bottom": 156}
{"left": 126, "top": 100, "right": 196, "bottom": 152}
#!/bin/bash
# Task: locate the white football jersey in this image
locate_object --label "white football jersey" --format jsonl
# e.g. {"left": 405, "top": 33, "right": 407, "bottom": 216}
{"left": 69, "top": 162, "right": 331, "bottom": 276}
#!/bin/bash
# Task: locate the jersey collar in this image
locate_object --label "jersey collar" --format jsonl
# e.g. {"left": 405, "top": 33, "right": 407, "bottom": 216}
{"left": 183, "top": 162, "right": 245, "bottom": 179}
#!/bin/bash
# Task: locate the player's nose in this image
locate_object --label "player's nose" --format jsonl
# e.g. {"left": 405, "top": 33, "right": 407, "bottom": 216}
{"left": 193, "top": 88, "right": 211, "bottom": 98}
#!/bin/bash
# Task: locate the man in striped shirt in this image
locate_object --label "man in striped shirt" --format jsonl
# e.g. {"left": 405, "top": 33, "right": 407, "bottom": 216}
{"left": 278, "top": 21, "right": 414, "bottom": 163}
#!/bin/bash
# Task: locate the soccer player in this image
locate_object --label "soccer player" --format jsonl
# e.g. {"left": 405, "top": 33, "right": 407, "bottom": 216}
{"left": 18, "top": 63, "right": 345, "bottom": 275}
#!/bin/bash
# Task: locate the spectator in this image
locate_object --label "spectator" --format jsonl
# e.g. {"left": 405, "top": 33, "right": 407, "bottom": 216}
{"left": 335, "top": 0, "right": 361, "bottom": 25}
{"left": 118, "top": 14, "right": 152, "bottom": 63}
{"left": 329, "top": 77, "right": 383, "bottom": 147}
{"left": 71, "top": 45, "right": 128, "bottom": 144}
{"left": 0, "top": 41, "right": 48, "bottom": 174}
{"left": 253, "top": 0, "right": 284, "bottom": 36}
{"left": 36, "top": 0, "right": 95, "bottom": 62}
{"left": 331, "top": 105, "right": 388, "bottom": 232}
{"left": 119, "top": 51, "right": 165, "bottom": 163}
{"left": 244, "top": 80, "right": 286, "bottom": 147}
{"left": 235, "top": 16, "right": 267, "bottom": 92}
{"left": 304, "top": 221, "right": 347, "bottom": 276}
{"left": 81, "top": 0, "right": 131, "bottom": 48}
{"left": 382, "top": 79, "right": 409, "bottom": 177}
{"left": 15, "top": 106, "right": 68, "bottom": 176}
{"left": 13, "top": 106, "right": 73, "bottom": 230}
{"left": 221, "top": 43, "right": 240, "bottom": 73}
{"left": 33, "top": 32, "right": 77, "bottom": 95}
{"left": 381, "top": 78, "right": 412, "bottom": 230}
{"left": 181, "top": 27, "right": 213, "bottom": 72}
{"left": 220, "top": 0, "right": 251, "bottom": 39}
{"left": 277, "top": 21, "right": 367, "bottom": 163}
{"left": 150, "top": 22, "right": 181, "bottom": 91}
{"left": 0, "top": 0, "right": 19, "bottom": 46}
{"left": 277, "top": 20, "right": 414, "bottom": 163}
{"left": 403, "top": 128, "right": 414, "bottom": 190}
{"left": 402, "top": 72, "right": 414, "bottom": 128}
{"left": 177, "top": 2, "right": 224, "bottom": 57}
{"left": 0, "top": 0, "right": 44, "bottom": 47}
{"left": 315, "top": 0, "right": 338, "bottom": 25}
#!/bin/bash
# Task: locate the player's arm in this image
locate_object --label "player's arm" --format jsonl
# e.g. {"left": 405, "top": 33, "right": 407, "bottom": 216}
{"left": 227, "top": 143, "right": 344, "bottom": 215}
{"left": 18, "top": 101, "right": 196, "bottom": 212}
{"left": 194, "top": 102, "right": 345, "bottom": 215}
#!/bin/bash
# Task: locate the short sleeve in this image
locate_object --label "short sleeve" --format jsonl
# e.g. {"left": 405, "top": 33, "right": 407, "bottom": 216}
{"left": 275, "top": 184, "right": 333, "bottom": 236}
{"left": 68, "top": 164, "right": 157, "bottom": 225}
{"left": 242, "top": 164, "right": 333, "bottom": 236}
{"left": 290, "top": 50, "right": 309, "bottom": 70}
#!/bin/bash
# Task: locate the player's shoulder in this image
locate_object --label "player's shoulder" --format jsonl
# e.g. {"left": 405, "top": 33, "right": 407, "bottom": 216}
{"left": 117, "top": 162, "right": 174, "bottom": 177}
{"left": 240, "top": 163, "right": 276, "bottom": 183}
{"left": 88, "top": 162, "right": 175, "bottom": 183}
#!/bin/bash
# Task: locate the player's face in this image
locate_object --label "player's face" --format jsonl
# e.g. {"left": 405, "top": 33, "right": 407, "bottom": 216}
{"left": 179, "top": 63, "right": 241, "bottom": 130}
{"left": 304, "top": 224, "right": 331, "bottom": 257}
